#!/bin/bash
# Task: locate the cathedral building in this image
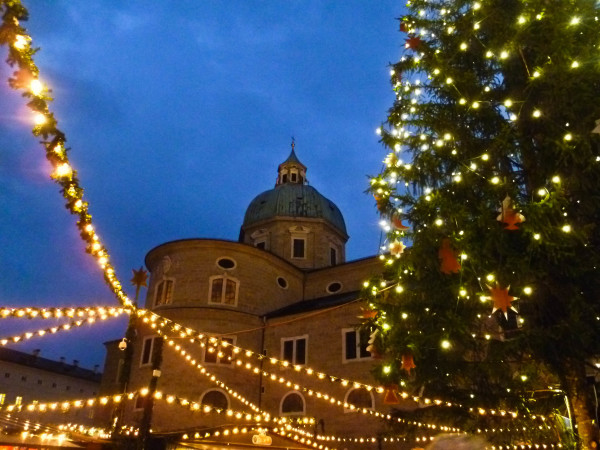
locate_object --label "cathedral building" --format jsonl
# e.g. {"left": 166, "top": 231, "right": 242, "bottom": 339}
{"left": 100, "top": 147, "right": 389, "bottom": 448}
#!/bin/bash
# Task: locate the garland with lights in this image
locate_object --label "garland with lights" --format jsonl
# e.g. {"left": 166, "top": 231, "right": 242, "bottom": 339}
{"left": 366, "top": 0, "right": 600, "bottom": 447}
{"left": 0, "top": 0, "right": 133, "bottom": 310}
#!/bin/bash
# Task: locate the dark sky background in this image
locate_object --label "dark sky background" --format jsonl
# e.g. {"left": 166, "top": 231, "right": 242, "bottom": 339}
{"left": 0, "top": 2, "right": 404, "bottom": 370}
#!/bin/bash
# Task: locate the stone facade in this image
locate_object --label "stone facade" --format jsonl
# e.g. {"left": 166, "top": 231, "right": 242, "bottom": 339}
{"left": 99, "top": 150, "right": 393, "bottom": 449}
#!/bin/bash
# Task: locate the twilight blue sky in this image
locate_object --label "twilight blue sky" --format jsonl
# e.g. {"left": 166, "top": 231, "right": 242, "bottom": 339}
{"left": 0, "top": 2, "right": 404, "bottom": 368}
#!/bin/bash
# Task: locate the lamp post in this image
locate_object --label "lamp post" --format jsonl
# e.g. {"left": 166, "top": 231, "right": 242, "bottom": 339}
{"left": 138, "top": 337, "right": 163, "bottom": 450}
{"left": 111, "top": 267, "right": 147, "bottom": 442}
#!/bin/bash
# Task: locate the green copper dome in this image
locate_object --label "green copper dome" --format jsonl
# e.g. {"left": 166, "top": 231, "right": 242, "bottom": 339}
{"left": 242, "top": 183, "right": 347, "bottom": 236}
{"left": 241, "top": 147, "right": 347, "bottom": 237}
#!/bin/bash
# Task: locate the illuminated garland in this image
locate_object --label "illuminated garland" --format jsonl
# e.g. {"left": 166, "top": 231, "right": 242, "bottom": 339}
{"left": 151, "top": 327, "right": 261, "bottom": 414}
{"left": 0, "top": 0, "right": 132, "bottom": 309}
{"left": 157, "top": 324, "right": 460, "bottom": 434}
{"left": 0, "top": 311, "right": 124, "bottom": 346}
{"left": 142, "top": 310, "right": 539, "bottom": 421}
{"left": 0, "top": 306, "right": 124, "bottom": 320}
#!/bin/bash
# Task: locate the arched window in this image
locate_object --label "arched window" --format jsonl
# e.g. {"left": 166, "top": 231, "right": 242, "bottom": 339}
{"left": 344, "top": 387, "right": 374, "bottom": 413}
{"left": 208, "top": 275, "right": 239, "bottom": 306}
{"left": 280, "top": 391, "right": 305, "bottom": 416}
{"left": 154, "top": 279, "right": 173, "bottom": 307}
{"left": 201, "top": 389, "right": 229, "bottom": 410}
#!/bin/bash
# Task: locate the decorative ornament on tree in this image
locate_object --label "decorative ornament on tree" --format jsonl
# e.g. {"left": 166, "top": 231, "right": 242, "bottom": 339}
{"left": 592, "top": 119, "right": 600, "bottom": 134}
{"left": 405, "top": 35, "right": 422, "bottom": 50}
{"left": 366, "top": 329, "right": 382, "bottom": 359}
{"left": 358, "top": 308, "right": 378, "bottom": 320}
{"left": 399, "top": 21, "right": 408, "bottom": 33}
{"left": 438, "top": 238, "right": 461, "bottom": 274}
{"left": 374, "top": 194, "right": 387, "bottom": 213}
{"left": 497, "top": 195, "right": 525, "bottom": 230}
{"left": 401, "top": 353, "right": 416, "bottom": 373}
{"left": 383, "top": 385, "right": 400, "bottom": 405}
{"left": 487, "top": 283, "right": 518, "bottom": 317}
{"left": 389, "top": 239, "right": 406, "bottom": 256}
{"left": 391, "top": 213, "right": 409, "bottom": 231}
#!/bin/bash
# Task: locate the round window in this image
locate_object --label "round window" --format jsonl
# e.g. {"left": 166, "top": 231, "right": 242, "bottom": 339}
{"left": 216, "top": 257, "right": 236, "bottom": 270}
{"left": 277, "top": 277, "right": 288, "bottom": 289}
{"left": 326, "top": 282, "right": 342, "bottom": 293}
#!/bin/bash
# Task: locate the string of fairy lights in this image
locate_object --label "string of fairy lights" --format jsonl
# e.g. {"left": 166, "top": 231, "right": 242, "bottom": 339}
{"left": 0, "top": 0, "right": 579, "bottom": 447}
{"left": 142, "top": 309, "right": 550, "bottom": 423}
{"left": 371, "top": 1, "right": 600, "bottom": 299}
{"left": 0, "top": 0, "right": 133, "bottom": 310}
{"left": 0, "top": 306, "right": 126, "bottom": 346}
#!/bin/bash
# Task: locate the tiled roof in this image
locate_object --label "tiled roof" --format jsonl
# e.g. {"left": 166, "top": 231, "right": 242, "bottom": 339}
{"left": 0, "top": 347, "right": 101, "bottom": 382}
{"left": 265, "top": 290, "right": 361, "bottom": 318}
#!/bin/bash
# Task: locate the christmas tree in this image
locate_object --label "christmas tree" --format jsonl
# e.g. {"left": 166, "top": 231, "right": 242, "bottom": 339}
{"left": 367, "top": 0, "right": 600, "bottom": 447}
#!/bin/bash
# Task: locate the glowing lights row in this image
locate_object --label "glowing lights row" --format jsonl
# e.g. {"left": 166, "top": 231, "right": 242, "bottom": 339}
{"left": 153, "top": 327, "right": 262, "bottom": 414}
{"left": 159, "top": 326, "right": 462, "bottom": 434}
{"left": 144, "top": 309, "right": 537, "bottom": 421}
{"left": 0, "top": 1, "right": 132, "bottom": 309}
{"left": 0, "top": 312, "right": 123, "bottom": 346}
{"left": 0, "top": 306, "right": 125, "bottom": 320}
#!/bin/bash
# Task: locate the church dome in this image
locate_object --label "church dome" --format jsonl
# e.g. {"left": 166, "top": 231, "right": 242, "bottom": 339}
{"left": 242, "top": 183, "right": 347, "bottom": 236}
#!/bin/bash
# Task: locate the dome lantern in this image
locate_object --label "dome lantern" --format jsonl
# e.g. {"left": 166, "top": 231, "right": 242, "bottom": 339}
{"left": 276, "top": 140, "right": 307, "bottom": 186}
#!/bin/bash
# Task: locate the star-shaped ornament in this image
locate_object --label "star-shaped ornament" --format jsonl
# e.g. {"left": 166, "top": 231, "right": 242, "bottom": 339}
{"left": 592, "top": 119, "right": 600, "bottom": 134}
{"left": 497, "top": 195, "right": 525, "bottom": 230}
{"left": 131, "top": 266, "right": 148, "bottom": 288}
{"left": 389, "top": 240, "right": 406, "bottom": 256}
{"left": 357, "top": 308, "right": 378, "bottom": 320}
{"left": 405, "top": 35, "right": 422, "bottom": 49}
{"left": 487, "top": 284, "right": 518, "bottom": 318}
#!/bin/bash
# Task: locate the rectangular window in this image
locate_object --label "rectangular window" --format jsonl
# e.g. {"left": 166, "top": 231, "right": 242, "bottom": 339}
{"left": 224, "top": 280, "right": 236, "bottom": 305}
{"left": 343, "top": 329, "right": 372, "bottom": 362}
{"left": 210, "top": 278, "right": 223, "bottom": 303}
{"left": 155, "top": 280, "right": 174, "bottom": 306}
{"left": 281, "top": 336, "right": 307, "bottom": 365}
{"left": 292, "top": 238, "right": 305, "bottom": 258}
{"left": 330, "top": 247, "right": 337, "bottom": 266}
{"left": 0, "top": 393, "right": 5, "bottom": 405}
{"left": 140, "top": 336, "right": 159, "bottom": 366}
{"left": 204, "top": 337, "right": 235, "bottom": 364}
{"left": 15, "top": 396, "right": 22, "bottom": 406}
{"left": 209, "top": 277, "right": 239, "bottom": 306}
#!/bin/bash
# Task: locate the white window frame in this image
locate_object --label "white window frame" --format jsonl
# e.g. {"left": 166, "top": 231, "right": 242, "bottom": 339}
{"left": 153, "top": 278, "right": 174, "bottom": 307}
{"left": 204, "top": 336, "right": 236, "bottom": 365}
{"left": 343, "top": 387, "right": 375, "bottom": 413}
{"left": 342, "top": 328, "right": 372, "bottom": 363}
{"left": 280, "top": 390, "right": 306, "bottom": 416}
{"left": 208, "top": 275, "right": 240, "bottom": 306}
{"left": 140, "top": 335, "right": 159, "bottom": 367}
{"left": 281, "top": 335, "right": 308, "bottom": 366}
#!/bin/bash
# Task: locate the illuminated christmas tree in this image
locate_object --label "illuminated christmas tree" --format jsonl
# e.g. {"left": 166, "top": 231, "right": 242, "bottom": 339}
{"left": 367, "top": 0, "right": 600, "bottom": 447}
